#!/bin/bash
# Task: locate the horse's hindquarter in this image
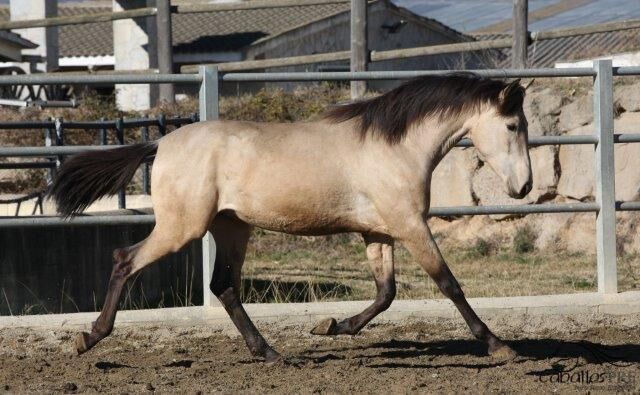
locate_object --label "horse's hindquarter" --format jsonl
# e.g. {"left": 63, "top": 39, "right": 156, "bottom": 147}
{"left": 214, "top": 121, "right": 386, "bottom": 235}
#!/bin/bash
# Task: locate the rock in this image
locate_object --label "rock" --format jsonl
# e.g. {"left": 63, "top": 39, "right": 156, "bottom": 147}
{"left": 529, "top": 146, "right": 558, "bottom": 202}
{"left": 558, "top": 94, "right": 593, "bottom": 132}
{"left": 524, "top": 88, "right": 562, "bottom": 136}
{"left": 613, "top": 112, "right": 640, "bottom": 201}
{"left": 528, "top": 114, "right": 558, "bottom": 136}
{"left": 533, "top": 212, "right": 574, "bottom": 250}
{"left": 558, "top": 113, "right": 640, "bottom": 201}
{"left": 472, "top": 164, "right": 533, "bottom": 220}
{"left": 562, "top": 213, "right": 596, "bottom": 254}
{"left": 63, "top": 382, "right": 77, "bottom": 393}
{"left": 535, "top": 88, "right": 563, "bottom": 116}
{"left": 557, "top": 124, "right": 594, "bottom": 200}
{"left": 430, "top": 149, "right": 477, "bottom": 208}
{"left": 617, "top": 212, "right": 640, "bottom": 255}
{"left": 615, "top": 83, "right": 640, "bottom": 112}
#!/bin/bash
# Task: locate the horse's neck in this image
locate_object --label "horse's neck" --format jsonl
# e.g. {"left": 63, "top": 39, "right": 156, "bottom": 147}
{"left": 404, "top": 115, "right": 471, "bottom": 173}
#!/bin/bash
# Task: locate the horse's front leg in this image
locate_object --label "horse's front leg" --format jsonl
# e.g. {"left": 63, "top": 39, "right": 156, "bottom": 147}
{"left": 398, "top": 219, "right": 516, "bottom": 360}
{"left": 311, "top": 233, "right": 395, "bottom": 336}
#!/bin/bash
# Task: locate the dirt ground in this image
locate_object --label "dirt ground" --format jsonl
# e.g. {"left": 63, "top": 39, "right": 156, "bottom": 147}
{"left": 1, "top": 314, "right": 640, "bottom": 393}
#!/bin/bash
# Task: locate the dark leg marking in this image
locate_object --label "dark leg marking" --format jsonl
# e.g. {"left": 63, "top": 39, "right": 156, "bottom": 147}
{"left": 210, "top": 214, "right": 281, "bottom": 363}
{"left": 76, "top": 248, "right": 132, "bottom": 354}
{"left": 311, "top": 233, "right": 396, "bottom": 336}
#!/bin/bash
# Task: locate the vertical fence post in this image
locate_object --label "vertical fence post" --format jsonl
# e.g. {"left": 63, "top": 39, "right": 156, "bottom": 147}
{"left": 512, "top": 0, "right": 528, "bottom": 69}
{"left": 593, "top": 59, "right": 617, "bottom": 294}
{"left": 158, "top": 113, "right": 167, "bottom": 136}
{"left": 199, "top": 65, "right": 219, "bottom": 307}
{"left": 115, "top": 117, "right": 126, "bottom": 210}
{"left": 54, "top": 117, "right": 64, "bottom": 170}
{"left": 350, "top": 0, "right": 367, "bottom": 99}
{"left": 99, "top": 117, "right": 107, "bottom": 145}
{"left": 156, "top": 0, "right": 174, "bottom": 104}
{"left": 141, "top": 115, "right": 150, "bottom": 195}
{"left": 44, "top": 119, "right": 55, "bottom": 182}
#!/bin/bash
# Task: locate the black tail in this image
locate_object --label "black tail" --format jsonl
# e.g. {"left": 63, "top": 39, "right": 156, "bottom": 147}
{"left": 49, "top": 142, "right": 158, "bottom": 217}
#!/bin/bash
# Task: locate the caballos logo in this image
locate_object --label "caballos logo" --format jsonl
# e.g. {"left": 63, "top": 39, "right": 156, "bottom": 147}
{"left": 538, "top": 370, "right": 636, "bottom": 386}
{"left": 533, "top": 341, "right": 637, "bottom": 389}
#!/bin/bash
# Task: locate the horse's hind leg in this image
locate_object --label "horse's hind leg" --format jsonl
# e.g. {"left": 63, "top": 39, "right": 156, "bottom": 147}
{"left": 209, "top": 213, "right": 281, "bottom": 363}
{"left": 76, "top": 226, "right": 189, "bottom": 354}
{"left": 311, "top": 233, "right": 396, "bottom": 336}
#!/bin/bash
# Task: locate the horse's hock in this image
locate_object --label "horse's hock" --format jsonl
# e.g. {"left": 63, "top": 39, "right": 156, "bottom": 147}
{"left": 429, "top": 79, "right": 640, "bottom": 254}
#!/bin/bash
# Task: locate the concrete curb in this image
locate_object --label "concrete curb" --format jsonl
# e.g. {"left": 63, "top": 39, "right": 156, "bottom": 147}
{"left": 1, "top": 291, "right": 639, "bottom": 330}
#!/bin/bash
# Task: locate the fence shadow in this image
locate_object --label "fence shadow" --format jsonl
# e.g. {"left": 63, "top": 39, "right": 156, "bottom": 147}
{"left": 299, "top": 338, "right": 640, "bottom": 371}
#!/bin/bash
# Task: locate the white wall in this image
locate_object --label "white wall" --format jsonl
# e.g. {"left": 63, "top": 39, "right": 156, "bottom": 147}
{"left": 555, "top": 51, "right": 640, "bottom": 68}
{"left": 10, "top": 0, "right": 58, "bottom": 72}
{"left": 113, "top": 0, "right": 151, "bottom": 110}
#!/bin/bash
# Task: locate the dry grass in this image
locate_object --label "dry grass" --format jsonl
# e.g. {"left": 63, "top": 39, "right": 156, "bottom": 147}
{"left": 242, "top": 229, "right": 640, "bottom": 303}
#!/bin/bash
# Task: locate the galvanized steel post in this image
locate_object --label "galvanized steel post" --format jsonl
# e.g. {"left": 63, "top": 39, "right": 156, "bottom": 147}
{"left": 115, "top": 117, "right": 126, "bottom": 210}
{"left": 593, "top": 59, "right": 617, "bottom": 294}
{"left": 199, "top": 65, "right": 219, "bottom": 307}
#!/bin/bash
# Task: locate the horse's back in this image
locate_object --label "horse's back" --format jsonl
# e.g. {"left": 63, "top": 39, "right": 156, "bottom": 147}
{"left": 151, "top": 119, "right": 384, "bottom": 235}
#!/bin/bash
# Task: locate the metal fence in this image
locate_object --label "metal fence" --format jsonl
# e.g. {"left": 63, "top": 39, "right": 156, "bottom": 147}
{"left": 0, "top": 114, "right": 197, "bottom": 211}
{"left": 0, "top": 59, "right": 638, "bottom": 309}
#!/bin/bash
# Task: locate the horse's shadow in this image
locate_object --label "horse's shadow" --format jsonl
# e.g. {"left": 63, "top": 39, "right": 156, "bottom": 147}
{"left": 299, "top": 338, "right": 640, "bottom": 372}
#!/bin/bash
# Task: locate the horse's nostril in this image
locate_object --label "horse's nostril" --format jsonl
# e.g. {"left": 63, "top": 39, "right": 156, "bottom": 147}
{"left": 519, "top": 180, "right": 532, "bottom": 197}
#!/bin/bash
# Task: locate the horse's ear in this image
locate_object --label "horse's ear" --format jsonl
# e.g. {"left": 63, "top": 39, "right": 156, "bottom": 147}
{"left": 498, "top": 79, "right": 525, "bottom": 114}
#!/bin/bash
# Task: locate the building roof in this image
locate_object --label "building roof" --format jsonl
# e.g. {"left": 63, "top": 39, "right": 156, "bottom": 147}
{"left": 393, "top": 0, "right": 640, "bottom": 67}
{"left": 475, "top": 29, "right": 640, "bottom": 68}
{"left": 0, "top": 3, "right": 354, "bottom": 57}
{"left": 0, "top": 30, "right": 38, "bottom": 50}
{"left": 392, "top": 0, "right": 640, "bottom": 34}
{"left": 0, "top": 0, "right": 471, "bottom": 59}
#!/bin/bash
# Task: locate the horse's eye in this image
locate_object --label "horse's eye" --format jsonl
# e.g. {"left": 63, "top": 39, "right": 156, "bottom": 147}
{"left": 506, "top": 124, "right": 517, "bottom": 132}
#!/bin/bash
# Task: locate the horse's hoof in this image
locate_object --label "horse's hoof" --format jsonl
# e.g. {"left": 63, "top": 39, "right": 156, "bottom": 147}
{"left": 310, "top": 318, "right": 337, "bottom": 336}
{"left": 75, "top": 332, "right": 91, "bottom": 355}
{"left": 489, "top": 344, "right": 517, "bottom": 362}
{"left": 264, "top": 348, "right": 283, "bottom": 364}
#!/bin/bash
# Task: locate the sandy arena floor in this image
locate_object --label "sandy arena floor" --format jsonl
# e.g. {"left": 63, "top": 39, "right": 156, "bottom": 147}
{"left": 1, "top": 313, "right": 640, "bottom": 393}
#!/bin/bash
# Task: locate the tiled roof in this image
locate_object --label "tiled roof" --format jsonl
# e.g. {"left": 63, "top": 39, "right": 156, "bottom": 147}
{"left": 475, "top": 29, "right": 640, "bottom": 68}
{"left": 0, "top": 1, "right": 471, "bottom": 59}
{"left": 0, "top": 3, "right": 352, "bottom": 58}
{"left": 392, "top": 0, "right": 640, "bottom": 34}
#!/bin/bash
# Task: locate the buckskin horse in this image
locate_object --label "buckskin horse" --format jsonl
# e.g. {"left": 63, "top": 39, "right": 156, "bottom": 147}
{"left": 50, "top": 73, "right": 532, "bottom": 362}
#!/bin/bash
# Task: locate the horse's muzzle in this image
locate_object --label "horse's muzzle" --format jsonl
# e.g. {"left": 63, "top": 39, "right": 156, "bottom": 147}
{"left": 510, "top": 179, "right": 533, "bottom": 199}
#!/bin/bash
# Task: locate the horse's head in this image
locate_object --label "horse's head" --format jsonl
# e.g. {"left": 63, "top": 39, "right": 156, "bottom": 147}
{"left": 468, "top": 79, "right": 532, "bottom": 199}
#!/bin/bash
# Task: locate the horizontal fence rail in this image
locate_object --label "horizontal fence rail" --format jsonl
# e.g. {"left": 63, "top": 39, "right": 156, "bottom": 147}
{"left": 0, "top": 7, "right": 157, "bottom": 30}
{"left": 0, "top": 74, "right": 201, "bottom": 86}
{"left": 178, "top": 19, "right": 640, "bottom": 72}
{"left": 174, "top": 0, "right": 350, "bottom": 14}
{"left": 6, "top": 134, "right": 640, "bottom": 159}
{"left": 8, "top": 66, "right": 640, "bottom": 87}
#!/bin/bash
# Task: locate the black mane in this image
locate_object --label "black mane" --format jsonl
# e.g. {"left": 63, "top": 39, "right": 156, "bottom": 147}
{"left": 324, "top": 73, "right": 524, "bottom": 144}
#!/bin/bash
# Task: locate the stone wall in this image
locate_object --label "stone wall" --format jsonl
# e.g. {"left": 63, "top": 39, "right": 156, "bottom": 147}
{"left": 429, "top": 79, "right": 640, "bottom": 255}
